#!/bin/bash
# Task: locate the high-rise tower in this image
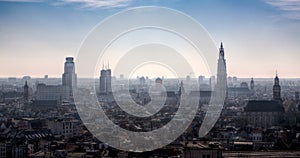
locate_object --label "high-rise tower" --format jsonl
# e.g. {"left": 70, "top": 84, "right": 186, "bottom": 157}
{"left": 62, "top": 57, "right": 77, "bottom": 96}
{"left": 273, "top": 73, "right": 282, "bottom": 102}
{"left": 99, "top": 65, "right": 112, "bottom": 94}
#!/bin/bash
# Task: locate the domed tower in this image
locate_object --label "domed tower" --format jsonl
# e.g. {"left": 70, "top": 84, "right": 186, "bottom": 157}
{"left": 273, "top": 73, "right": 282, "bottom": 102}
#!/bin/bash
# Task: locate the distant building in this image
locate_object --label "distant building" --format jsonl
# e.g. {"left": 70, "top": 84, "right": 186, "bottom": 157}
{"left": 22, "top": 76, "right": 31, "bottom": 82}
{"left": 273, "top": 73, "right": 282, "bottom": 103}
{"left": 155, "top": 77, "right": 163, "bottom": 85}
{"left": 31, "top": 100, "right": 58, "bottom": 109}
{"left": 48, "top": 119, "right": 81, "bottom": 140}
{"left": 99, "top": 66, "right": 112, "bottom": 94}
{"left": 62, "top": 57, "right": 77, "bottom": 96}
{"left": 0, "top": 143, "right": 27, "bottom": 158}
{"left": 209, "top": 76, "right": 215, "bottom": 90}
{"left": 228, "top": 83, "right": 251, "bottom": 98}
{"left": 215, "top": 42, "right": 228, "bottom": 101}
{"left": 188, "top": 43, "right": 227, "bottom": 105}
{"left": 244, "top": 74, "right": 284, "bottom": 128}
{"left": 244, "top": 100, "right": 284, "bottom": 128}
{"left": 186, "top": 75, "right": 191, "bottom": 82}
{"left": 139, "top": 76, "right": 146, "bottom": 86}
{"left": 198, "top": 76, "right": 205, "bottom": 85}
{"left": 181, "top": 142, "right": 222, "bottom": 158}
{"left": 216, "top": 42, "right": 227, "bottom": 89}
{"left": 189, "top": 91, "right": 212, "bottom": 104}
{"left": 36, "top": 83, "right": 69, "bottom": 102}
{"left": 8, "top": 77, "right": 17, "bottom": 83}
{"left": 233, "top": 76, "right": 238, "bottom": 83}
{"left": 23, "top": 81, "right": 29, "bottom": 103}
{"left": 250, "top": 78, "right": 255, "bottom": 91}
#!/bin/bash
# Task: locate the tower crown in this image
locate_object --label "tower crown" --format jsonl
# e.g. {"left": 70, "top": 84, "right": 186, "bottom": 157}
{"left": 219, "top": 42, "right": 225, "bottom": 58}
{"left": 66, "top": 57, "right": 74, "bottom": 62}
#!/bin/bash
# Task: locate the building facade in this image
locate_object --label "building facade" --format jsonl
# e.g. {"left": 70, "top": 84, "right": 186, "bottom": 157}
{"left": 244, "top": 74, "right": 284, "bottom": 128}
{"left": 99, "top": 67, "right": 112, "bottom": 94}
{"left": 36, "top": 83, "right": 69, "bottom": 102}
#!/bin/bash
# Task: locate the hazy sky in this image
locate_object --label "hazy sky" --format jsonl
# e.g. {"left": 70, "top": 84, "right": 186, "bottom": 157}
{"left": 1, "top": 0, "right": 300, "bottom": 78}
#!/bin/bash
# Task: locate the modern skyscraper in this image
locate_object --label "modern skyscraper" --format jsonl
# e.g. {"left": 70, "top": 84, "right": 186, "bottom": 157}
{"left": 273, "top": 73, "right": 282, "bottom": 102}
{"left": 216, "top": 42, "right": 227, "bottom": 92}
{"left": 62, "top": 57, "right": 77, "bottom": 96}
{"left": 99, "top": 66, "right": 112, "bottom": 94}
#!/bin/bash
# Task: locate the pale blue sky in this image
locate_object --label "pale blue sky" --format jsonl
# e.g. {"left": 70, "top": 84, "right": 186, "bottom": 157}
{"left": 0, "top": 0, "right": 300, "bottom": 78}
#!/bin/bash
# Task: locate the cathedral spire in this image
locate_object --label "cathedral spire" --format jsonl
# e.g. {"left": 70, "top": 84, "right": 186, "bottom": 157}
{"left": 216, "top": 41, "right": 227, "bottom": 93}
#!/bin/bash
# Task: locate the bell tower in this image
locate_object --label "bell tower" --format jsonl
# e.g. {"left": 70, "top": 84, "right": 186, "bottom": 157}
{"left": 273, "top": 73, "right": 282, "bottom": 102}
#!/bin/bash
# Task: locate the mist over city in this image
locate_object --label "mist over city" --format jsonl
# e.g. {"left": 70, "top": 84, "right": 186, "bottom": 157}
{"left": 1, "top": 0, "right": 300, "bottom": 158}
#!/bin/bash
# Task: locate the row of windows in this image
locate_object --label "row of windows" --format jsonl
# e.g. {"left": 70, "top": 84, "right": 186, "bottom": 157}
{"left": 250, "top": 136, "right": 262, "bottom": 141}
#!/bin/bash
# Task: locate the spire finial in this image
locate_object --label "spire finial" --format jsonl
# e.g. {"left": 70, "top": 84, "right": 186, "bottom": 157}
{"left": 221, "top": 41, "right": 223, "bottom": 49}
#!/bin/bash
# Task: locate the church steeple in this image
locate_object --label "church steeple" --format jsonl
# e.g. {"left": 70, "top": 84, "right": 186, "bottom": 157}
{"left": 275, "top": 72, "right": 279, "bottom": 85}
{"left": 217, "top": 42, "right": 227, "bottom": 73}
{"left": 250, "top": 78, "right": 254, "bottom": 91}
{"left": 23, "top": 81, "right": 29, "bottom": 103}
{"left": 273, "top": 72, "right": 282, "bottom": 102}
{"left": 216, "top": 42, "right": 227, "bottom": 98}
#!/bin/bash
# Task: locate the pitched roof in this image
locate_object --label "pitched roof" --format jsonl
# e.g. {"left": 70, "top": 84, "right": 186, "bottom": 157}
{"left": 244, "top": 100, "right": 284, "bottom": 112}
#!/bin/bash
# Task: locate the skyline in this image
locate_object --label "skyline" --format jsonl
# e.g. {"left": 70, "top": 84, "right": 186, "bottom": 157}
{"left": 1, "top": 0, "right": 300, "bottom": 78}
